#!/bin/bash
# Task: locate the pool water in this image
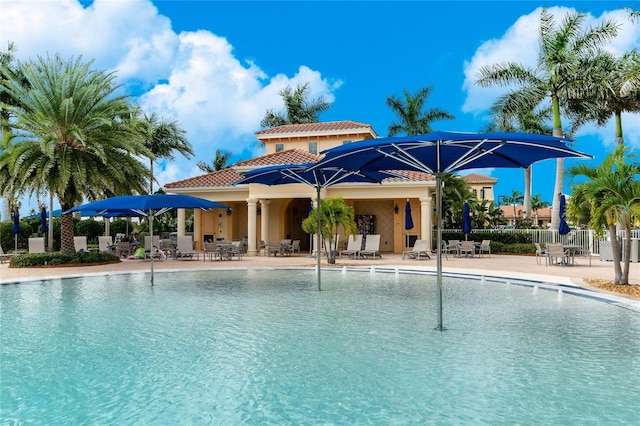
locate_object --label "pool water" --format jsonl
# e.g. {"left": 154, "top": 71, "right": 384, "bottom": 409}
{"left": 2, "top": 269, "right": 639, "bottom": 424}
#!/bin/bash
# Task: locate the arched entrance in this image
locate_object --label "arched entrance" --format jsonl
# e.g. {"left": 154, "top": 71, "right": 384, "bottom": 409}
{"left": 284, "top": 198, "right": 313, "bottom": 251}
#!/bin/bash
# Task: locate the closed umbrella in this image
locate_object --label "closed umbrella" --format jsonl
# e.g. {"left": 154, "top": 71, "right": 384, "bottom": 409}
{"left": 558, "top": 194, "right": 571, "bottom": 236}
{"left": 462, "top": 201, "right": 472, "bottom": 240}
{"left": 40, "top": 207, "right": 48, "bottom": 234}
{"left": 309, "top": 131, "right": 592, "bottom": 330}
{"left": 404, "top": 199, "right": 414, "bottom": 247}
{"left": 12, "top": 209, "right": 20, "bottom": 252}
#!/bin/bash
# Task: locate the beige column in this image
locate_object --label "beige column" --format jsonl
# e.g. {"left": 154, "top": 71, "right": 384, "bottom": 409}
{"left": 177, "top": 208, "right": 186, "bottom": 236}
{"left": 259, "top": 199, "right": 271, "bottom": 241}
{"left": 193, "top": 209, "right": 202, "bottom": 250}
{"left": 420, "top": 195, "right": 433, "bottom": 250}
{"left": 246, "top": 198, "right": 258, "bottom": 256}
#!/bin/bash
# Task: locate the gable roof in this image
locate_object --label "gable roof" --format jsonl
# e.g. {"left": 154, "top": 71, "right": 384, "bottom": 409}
{"left": 463, "top": 173, "right": 497, "bottom": 184}
{"left": 164, "top": 168, "right": 243, "bottom": 189}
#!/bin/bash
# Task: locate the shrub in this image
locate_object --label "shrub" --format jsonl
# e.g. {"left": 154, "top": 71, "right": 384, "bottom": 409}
{"left": 8, "top": 251, "right": 120, "bottom": 268}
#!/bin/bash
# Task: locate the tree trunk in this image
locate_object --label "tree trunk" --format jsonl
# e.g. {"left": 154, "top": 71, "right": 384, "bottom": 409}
{"left": 60, "top": 200, "right": 76, "bottom": 254}
{"left": 609, "top": 223, "right": 623, "bottom": 285}
{"left": 621, "top": 223, "right": 631, "bottom": 285}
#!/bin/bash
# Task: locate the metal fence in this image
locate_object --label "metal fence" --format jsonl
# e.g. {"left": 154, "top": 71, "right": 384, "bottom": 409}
{"left": 439, "top": 228, "right": 640, "bottom": 255}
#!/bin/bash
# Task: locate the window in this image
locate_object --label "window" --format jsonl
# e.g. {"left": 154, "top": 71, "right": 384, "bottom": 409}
{"left": 472, "top": 189, "right": 477, "bottom": 198}
{"left": 308, "top": 141, "right": 318, "bottom": 155}
{"left": 275, "top": 143, "right": 284, "bottom": 152}
{"left": 480, "top": 189, "right": 485, "bottom": 200}
{"left": 342, "top": 140, "right": 352, "bottom": 145}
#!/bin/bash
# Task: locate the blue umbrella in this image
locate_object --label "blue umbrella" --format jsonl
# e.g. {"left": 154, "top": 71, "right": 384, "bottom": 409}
{"left": 234, "top": 163, "right": 399, "bottom": 291}
{"left": 462, "top": 201, "right": 472, "bottom": 240}
{"left": 558, "top": 194, "right": 571, "bottom": 236}
{"left": 40, "top": 207, "right": 48, "bottom": 234}
{"left": 66, "top": 194, "right": 230, "bottom": 285}
{"left": 12, "top": 209, "right": 20, "bottom": 251}
{"left": 404, "top": 199, "right": 414, "bottom": 248}
{"left": 310, "top": 131, "right": 592, "bottom": 330}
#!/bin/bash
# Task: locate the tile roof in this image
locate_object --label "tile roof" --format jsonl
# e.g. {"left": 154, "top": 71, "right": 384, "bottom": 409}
{"left": 164, "top": 168, "right": 243, "bottom": 189}
{"left": 234, "top": 149, "right": 321, "bottom": 167}
{"left": 255, "top": 121, "right": 374, "bottom": 136}
{"left": 463, "top": 173, "right": 497, "bottom": 183}
{"left": 384, "top": 170, "right": 435, "bottom": 182}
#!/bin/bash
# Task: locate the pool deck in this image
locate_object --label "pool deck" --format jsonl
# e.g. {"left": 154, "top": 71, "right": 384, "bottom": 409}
{"left": 2, "top": 252, "right": 638, "bottom": 295}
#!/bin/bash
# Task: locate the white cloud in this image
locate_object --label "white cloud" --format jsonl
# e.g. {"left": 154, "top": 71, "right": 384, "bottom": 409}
{"left": 1, "top": 0, "right": 339, "bottom": 191}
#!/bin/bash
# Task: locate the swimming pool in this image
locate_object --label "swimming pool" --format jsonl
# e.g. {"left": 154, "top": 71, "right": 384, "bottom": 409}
{"left": 2, "top": 269, "right": 639, "bottom": 424}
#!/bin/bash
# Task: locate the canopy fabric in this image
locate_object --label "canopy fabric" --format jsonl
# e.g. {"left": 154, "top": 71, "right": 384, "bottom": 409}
{"left": 309, "top": 131, "right": 592, "bottom": 330}
{"left": 66, "top": 194, "right": 229, "bottom": 217}
{"left": 558, "top": 194, "right": 571, "bottom": 236}
{"left": 12, "top": 210, "right": 20, "bottom": 234}
{"left": 310, "top": 131, "right": 592, "bottom": 174}
{"left": 235, "top": 163, "right": 400, "bottom": 291}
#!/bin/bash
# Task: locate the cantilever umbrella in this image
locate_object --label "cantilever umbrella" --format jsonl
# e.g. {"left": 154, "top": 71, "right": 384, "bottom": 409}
{"left": 462, "top": 201, "right": 472, "bottom": 241}
{"left": 66, "top": 194, "right": 230, "bottom": 285}
{"left": 309, "top": 131, "right": 592, "bottom": 330}
{"left": 234, "top": 163, "right": 399, "bottom": 291}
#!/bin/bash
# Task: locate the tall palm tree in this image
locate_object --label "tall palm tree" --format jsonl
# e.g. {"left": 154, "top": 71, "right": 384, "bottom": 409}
{"left": 0, "top": 54, "right": 151, "bottom": 253}
{"left": 385, "top": 86, "right": 455, "bottom": 136}
{"left": 530, "top": 193, "right": 550, "bottom": 226}
{"left": 440, "top": 173, "right": 473, "bottom": 228}
{"left": 501, "top": 189, "right": 524, "bottom": 225}
{"left": 260, "top": 82, "right": 331, "bottom": 129}
{"left": 197, "top": 149, "right": 232, "bottom": 173}
{"left": 566, "top": 146, "right": 640, "bottom": 285}
{"left": 570, "top": 49, "right": 640, "bottom": 146}
{"left": 476, "top": 8, "right": 619, "bottom": 230}
{"left": 135, "top": 111, "right": 193, "bottom": 193}
{"left": 483, "top": 96, "right": 553, "bottom": 219}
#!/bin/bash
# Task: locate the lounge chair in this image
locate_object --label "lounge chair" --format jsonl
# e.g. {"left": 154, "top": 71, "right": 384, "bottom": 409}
{"left": 144, "top": 235, "right": 160, "bottom": 250}
{"left": 0, "top": 244, "right": 18, "bottom": 264}
{"left": 74, "top": 236, "right": 88, "bottom": 252}
{"left": 28, "top": 237, "right": 45, "bottom": 254}
{"left": 176, "top": 236, "right": 199, "bottom": 260}
{"left": 116, "top": 241, "right": 131, "bottom": 258}
{"left": 99, "top": 236, "right": 114, "bottom": 253}
{"left": 340, "top": 234, "right": 363, "bottom": 259}
{"left": 402, "top": 239, "right": 431, "bottom": 260}
{"left": 478, "top": 240, "right": 491, "bottom": 257}
{"left": 358, "top": 234, "right": 381, "bottom": 259}
{"left": 144, "top": 246, "right": 165, "bottom": 261}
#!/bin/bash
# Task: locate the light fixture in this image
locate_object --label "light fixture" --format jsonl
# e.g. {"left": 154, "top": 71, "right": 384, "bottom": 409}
{"left": 394, "top": 204, "right": 399, "bottom": 214}
{"left": 226, "top": 208, "right": 232, "bottom": 216}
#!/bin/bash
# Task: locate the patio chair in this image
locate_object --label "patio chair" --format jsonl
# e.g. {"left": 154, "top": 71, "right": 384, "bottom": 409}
{"left": 478, "top": 240, "right": 491, "bottom": 257}
{"left": 28, "top": 237, "right": 45, "bottom": 254}
{"left": 534, "top": 242, "right": 547, "bottom": 265}
{"left": 258, "top": 240, "right": 267, "bottom": 256}
{"left": 74, "top": 236, "right": 88, "bottom": 252}
{"left": 203, "top": 242, "right": 218, "bottom": 261}
{"left": 459, "top": 241, "right": 476, "bottom": 258}
{"left": 402, "top": 239, "right": 431, "bottom": 260}
{"left": 340, "top": 234, "right": 363, "bottom": 259}
{"left": 98, "top": 236, "right": 114, "bottom": 253}
{"left": 358, "top": 234, "right": 381, "bottom": 259}
{"left": 285, "top": 240, "right": 301, "bottom": 256}
{"left": 546, "top": 243, "right": 568, "bottom": 267}
{"left": 229, "top": 241, "right": 243, "bottom": 260}
{"left": 176, "top": 236, "right": 199, "bottom": 260}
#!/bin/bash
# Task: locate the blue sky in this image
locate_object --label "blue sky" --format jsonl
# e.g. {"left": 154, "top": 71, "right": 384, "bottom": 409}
{"left": 2, "top": 0, "right": 639, "bottom": 216}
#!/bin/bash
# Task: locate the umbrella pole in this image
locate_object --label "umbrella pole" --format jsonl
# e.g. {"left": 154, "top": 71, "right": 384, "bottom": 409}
{"left": 436, "top": 173, "right": 443, "bottom": 330}
{"left": 149, "top": 209, "right": 154, "bottom": 286}
{"left": 316, "top": 186, "right": 322, "bottom": 291}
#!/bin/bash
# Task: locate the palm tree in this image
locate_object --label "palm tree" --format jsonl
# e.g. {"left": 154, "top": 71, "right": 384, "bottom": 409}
{"left": 530, "top": 193, "right": 550, "bottom": 227}
{"left": 134, "top": 111, "right": 193, "bottom": 193}
{"left": 0, "top": 54, "right": 151, "bottom": 253}
{"left": 260, "top": 82, "right": 331, "bottom": 129}
{"left": 476, "top": 8, "right": 619, "bottom": 230}
{"left": 566, "top": 146, "right": 640, "bottom": 285}
{"left": 501, "top": 190, "right": 524, "bottom": 225}
{"left": 301, "top": 196, "right": 356, "bottom": 264}
{"left": 439, "top": 173, "right": 473, "bottom": 228}
{"left": 386, "top": 86, "right": 455, "bottom": 136}
{"left": 197, "top": 149, "right": 232, "bottom": 173}
{"left": 570, "top": 49, "right": 640, "bottom": 146}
